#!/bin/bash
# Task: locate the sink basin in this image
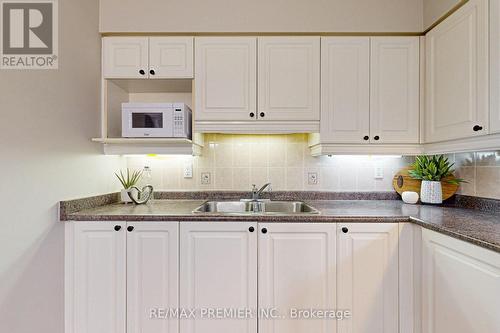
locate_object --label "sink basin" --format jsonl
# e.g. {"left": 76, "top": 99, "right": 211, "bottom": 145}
{"left": 192, "top": 201, "right": 320, "bottom": 215}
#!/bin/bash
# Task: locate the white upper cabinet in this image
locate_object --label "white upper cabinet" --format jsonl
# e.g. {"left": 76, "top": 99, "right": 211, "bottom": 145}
{"left": 68, "top": 222, "right": 127, "bottom": 333}
{"left": 425, "top": 0, "right": 489, "bottom": 143}
{"left": 490, "top": 0, "right": 500, "bottom": 133}
{"left": 103, "top": 37, "right": 149, "bottom": 78}
{"left": 149, "top": 37, "right": 193, "bottom": 78}
{"left": 103, "top": 37, "right": 193, "bottom": 79}
{"left": 258, "top": 223, "right": 336, "bottom": 333}
{"left": 422, "top": 229, "right": 500, "bottom": 333}
{"left": 370, "top": 37, "right": 420, "bottom": 144}
{"left": 258, "top": 37, "right": 320, "bottom": 121}
{"left": 127, "top": 222, "right": 179, "bottom": 333}
{"left": 321, "top": 37, "right": 370, "bottom": 143}
{"left": 180, "top": 222, "right": 258, "bottom": 333}
{"left": 195, "top": 37, "right": 257, "bottom": 121}
{"left": 337, "top": 223, "right": 399, "bottom": 333}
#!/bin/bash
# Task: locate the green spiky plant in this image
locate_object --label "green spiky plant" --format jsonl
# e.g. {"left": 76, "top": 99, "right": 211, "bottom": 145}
{"left": 408, "top": 155, "right": 466, "bottom": 185}
{"left": 115, "top": 169, "right": 143, "bottom": 189}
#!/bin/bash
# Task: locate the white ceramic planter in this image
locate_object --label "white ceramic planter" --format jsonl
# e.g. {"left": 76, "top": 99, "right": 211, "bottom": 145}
{"left": 420, "top": 180, "right": 443, "bottom": 204}
{"left": 402, "top": 191, "right": 419, "bottom": 204}
{"left": 120, "top": 189, "right": 132, "bottom": 203}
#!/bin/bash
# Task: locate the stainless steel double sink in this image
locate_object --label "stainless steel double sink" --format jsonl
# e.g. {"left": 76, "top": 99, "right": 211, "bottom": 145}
{"left": 192, "top": 200, "right": 320, "bottom": 215}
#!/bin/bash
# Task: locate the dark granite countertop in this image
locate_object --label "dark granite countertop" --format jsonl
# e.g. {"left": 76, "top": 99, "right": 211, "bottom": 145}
{"left": 61, "top": 196, "right": 500, "bottom": 253}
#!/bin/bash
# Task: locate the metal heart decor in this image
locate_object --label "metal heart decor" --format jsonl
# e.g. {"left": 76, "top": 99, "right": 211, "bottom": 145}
{"left": 127, "top": 185, "right": 154, "bottom": 205}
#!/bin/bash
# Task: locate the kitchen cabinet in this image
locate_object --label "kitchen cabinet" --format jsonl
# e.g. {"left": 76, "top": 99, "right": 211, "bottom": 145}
{"left": 370, "top": 37, "right": 420, "bottom": 144}
{"left": 127, "top": 222, "right": 179, "bottom": 333}
{"left": 66, "top": 222, "right": 127, "bottom": 333}
{"left": 258, "top": 37, "right": 320, "bottom": 121}
{"left": 66, "top": 222, "right": 179, "bottom": 333}
{"left": 422, "top": 229, "right": 500, "bottom": 333}
{"left": 180, "top": 222, "right": 258, "bottom": 333}
{"left": 425, "top": 0, "right": 489, "bottom": 143}
{"left": 320, "top": 37, "right": 370, "bottom": 143}
{"left": 258, "top": 223, "right": 337, "bottom": 333}
{"left": 103, "top": 37, "right": 193, "bottom": 79}
{"left": 194, "top": 37, "right": 257, "bottom": 121}
{"left": 490, "top": 0, "right": 500, "bottom": 133}
{"left": 337, "top": 223, "right": 399, "bottom": 333}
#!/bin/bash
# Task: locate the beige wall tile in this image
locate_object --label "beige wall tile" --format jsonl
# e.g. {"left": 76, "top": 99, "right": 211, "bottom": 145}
{"left": 476, "top": 167, "right": 500, "bottom": 199}
{"left": 455, "top": 167, "right": 475, "bottom": 196}
{"left": 269, "top": 168, "right": 286, "bottom": 190}
{"left": 232, "top": 168, "right": 251, "bottom": 190}
{"left": 320, "top": 167, "right": 339, "bottom": 191}
{"left": 286, "top": 143, "right": 304, "bottom": 168}
{"left": 286, "top": 167, "right": 304, "bottom": 190}
{"left": 250, "top": 167, "right": 269, "bottom": 187}
{"left": 214, "top": 143, "right": 233, "bottom": 168}
{"left": 214, "top": 167, "right": 233, "bottom": 190}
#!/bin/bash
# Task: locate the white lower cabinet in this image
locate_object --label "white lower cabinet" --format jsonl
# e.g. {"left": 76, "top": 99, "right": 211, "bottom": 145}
{"left": 337, "top": 223, "right": 400, "bottom": 333}
{"left": 127, "top": 222, "right": 179, "bottom": 333}
{"left": 180, "top": 222, "right": 258, "bottom": 333}
{"left": 66, "top": 221, "right": 179, "bottom": 333}
{"left": 258, "top": 223, "right": 337, "bottom": 333}
{"left": 422, "top": 229, "right": 500, "bottom": 333}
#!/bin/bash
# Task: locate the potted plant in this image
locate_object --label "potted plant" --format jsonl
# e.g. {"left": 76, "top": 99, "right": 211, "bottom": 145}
{"left": 115, "top": 169, "right": 143, "bottom": 203}
{"left": 408, "top": 155, "right": 465, "bottom": 204}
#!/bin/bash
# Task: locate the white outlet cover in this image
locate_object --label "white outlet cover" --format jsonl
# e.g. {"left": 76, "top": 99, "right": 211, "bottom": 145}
{"left": 201, "top": 172, "right": 211, "bottom": 185}
{"left": 308, "top": 172, "right": 319, "bottom": 185}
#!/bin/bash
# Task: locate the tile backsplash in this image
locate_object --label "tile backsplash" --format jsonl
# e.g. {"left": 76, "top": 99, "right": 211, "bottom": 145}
{"left": 452, "top": 151, "right": 500, "bottom": 200}
{"left": 127, "top": 134, "right": 414, "bottom": 192}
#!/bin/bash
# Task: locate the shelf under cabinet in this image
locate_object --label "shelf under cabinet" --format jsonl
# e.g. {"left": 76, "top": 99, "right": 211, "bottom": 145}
{"left": 92, "top": 137, "right": 203, "bottom": 155}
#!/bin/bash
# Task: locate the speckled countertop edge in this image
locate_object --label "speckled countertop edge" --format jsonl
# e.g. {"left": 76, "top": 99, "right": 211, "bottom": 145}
{"left": 60, "top": 192, "right": 500, "bottom": 253}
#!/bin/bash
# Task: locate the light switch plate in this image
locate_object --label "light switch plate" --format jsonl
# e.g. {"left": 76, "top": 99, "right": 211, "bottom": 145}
{"left": 183, "top": 162, "right": 193, "bottom": 178}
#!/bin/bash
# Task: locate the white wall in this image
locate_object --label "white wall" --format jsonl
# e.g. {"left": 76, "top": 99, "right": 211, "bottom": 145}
{"left": 423, "top": 0, "right": 462, "bottom": 29}
{"left": 100, "top": 0, "right": 424, "bottom": 32}
{"left": 0, "top": 0, "right": 124, "bottom": 332}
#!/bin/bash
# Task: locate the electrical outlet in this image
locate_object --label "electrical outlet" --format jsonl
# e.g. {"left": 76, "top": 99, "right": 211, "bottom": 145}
{"left": 308, "top": 172, "right": 319, "bottom": 185}
{"left": 374, "top": 166, "right": 384, "bottom": 179}
{"left": 183, "top": 162, "right": 193, "bottom": 178}
{"left": 201, "top": 172, "right": 211, "bottom": 185}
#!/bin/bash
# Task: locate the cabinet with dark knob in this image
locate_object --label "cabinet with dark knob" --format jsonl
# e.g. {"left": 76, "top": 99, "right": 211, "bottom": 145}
{"left": 473, "top": 125, "right": 483, "bottom": 132}
{"left": 363, "top": 136, "right": 369, "bottom": 141}
{"left": 139, "top": 69, "right": 145, "bottom": 75}
{"left": 127, "top": 226, "right": 134, "bottom": 232}
{"left": 249, "top": 112, "right": 255, "bottom": 118}
{"left": 249, "top": 226, "right": 255, "bottom": 232}
{"left": 261, "top": 228, "right": 268, "bottom": 234}
{"left": 342, "top": 227, "right": 349, "bottom": 233}
{"left": 149, "top": 69, "right": 156, "bottom": 75}
{"left": 373, "top": 136, "right": 380, "bottom": 141}
{"left": 114, "top": 225, "right": 121, "bottom": 231}
{"left": 259, "top": 112, "right": 265, "bottom": 118}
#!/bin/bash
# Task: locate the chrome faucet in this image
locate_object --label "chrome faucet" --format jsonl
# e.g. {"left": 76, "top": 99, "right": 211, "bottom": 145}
{"left": 251, "top": 183, "right": 272, "bottom": 201}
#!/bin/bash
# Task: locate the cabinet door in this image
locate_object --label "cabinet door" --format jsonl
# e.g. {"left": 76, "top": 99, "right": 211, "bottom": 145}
{"left": 370, "top": 37, "right": 420, "bottom": 144}
{"left": 69, "top": 222, "right": 126, "bottom": 333}
{"left": 258, "top": 37, "right": 320, "bottom": 121}
{"left": 321, "top": 37, "right": 370, "bottom": 143}
{"left": 425, "top": 0, "right": 489, "bottom": 142}
{"left": 490, "top": 0, "right": 500, "bottom": 133}
{"left": 195, "top": 37, "right": 257, "bottom": 121}
{"left": 103, "top": 37, "right": 149, "bottom": 78}
{"left": 422, "top": 229, "right": 500, "bottom": 333}
{"left": 259, "top": 223, "right": 336, "bottom": 333}
{"left": 149, "top": 37, "right": 193, "bottom": 78}
{"left": 127, "top": 222, "right": 179, "bottom": 333}
{"left": 337, "top": 223, "right": 399, "bottom": 333}
{"left": 180, "top": 222, "right": 257, "bottom": 333}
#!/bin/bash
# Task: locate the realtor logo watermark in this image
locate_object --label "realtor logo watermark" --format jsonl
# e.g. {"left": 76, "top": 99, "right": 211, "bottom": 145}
{"left": 1, "top": 0, "right": 58, "bottom": 69}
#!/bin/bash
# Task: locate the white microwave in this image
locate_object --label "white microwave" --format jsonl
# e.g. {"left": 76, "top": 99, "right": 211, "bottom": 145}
{"left": 121, "top": 103, "right": 192, "bottom": 138}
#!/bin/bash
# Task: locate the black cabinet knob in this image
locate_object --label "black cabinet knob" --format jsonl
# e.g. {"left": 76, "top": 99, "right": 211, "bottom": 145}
{"left": 260, "top": 112, "right": 265, "bottom": 118}
{"left": 374, "top": 136, "right": 380, "bottom": 141}
{"left": 342, "top": 227, "right": 348, "bottom": 233}
{"left": 139, "top": 69, "right": 145, "bottom": 75}
{"left": 149, "top": 69, "right": 155, "bottom": 75}
{"left": 363, "top": 136, "right": 369, "bottom": 141}
{"left": 261, "top": 228, "right": 268, "bottom": 234}
{"left": 127, "top": 226, "right": 134, "bottom": 232}
{"left": 114, "top": 225, "right": 121, "bottom": 231}
{"left": 473, "top": 125, "right": 483, "bottom": 132}
{"left": 249, "top": 112, "right": 255, "bottom": 118}
{"left": 249, "top": 226, "right": 255, "bottom": 232}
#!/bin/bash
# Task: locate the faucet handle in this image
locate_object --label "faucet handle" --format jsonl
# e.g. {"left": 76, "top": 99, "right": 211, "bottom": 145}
{"left": 251, "top": 184, "right": 258, "bottom": 192}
